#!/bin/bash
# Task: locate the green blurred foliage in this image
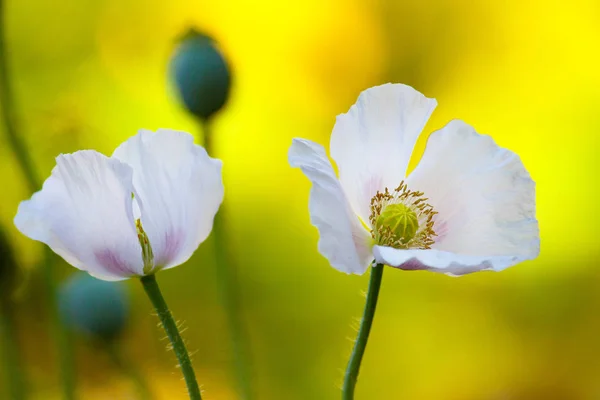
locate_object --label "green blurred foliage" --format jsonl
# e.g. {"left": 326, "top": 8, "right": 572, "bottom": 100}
{"left": 0, "top": 0, "right": 599, "bottom": 399}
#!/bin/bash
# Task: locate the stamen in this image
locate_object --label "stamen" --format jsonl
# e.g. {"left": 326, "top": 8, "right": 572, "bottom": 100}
{"left": 136, "top": 219, "right": 155, "bottom": 274}
{"left": 369, "top": 180, "right": 437, "bottom": 249}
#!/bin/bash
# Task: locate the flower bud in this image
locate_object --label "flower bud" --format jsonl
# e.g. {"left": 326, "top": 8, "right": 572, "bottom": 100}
{"left": 170, "top": 29, "right": 231, "bottom": 121}
{"left": 59, "top": 273, "right": 129, "bottom": 341}
{"left": 375, "top": 203, "right": 419, "bottom": 245}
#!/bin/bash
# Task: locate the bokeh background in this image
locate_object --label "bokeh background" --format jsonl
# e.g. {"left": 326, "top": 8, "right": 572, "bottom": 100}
{"left": 1, "top": 0, "right": 600, "bottom": 399}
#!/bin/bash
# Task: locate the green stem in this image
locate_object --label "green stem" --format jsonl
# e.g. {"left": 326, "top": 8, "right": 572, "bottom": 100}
{"left": 342, "top": 264, "right": 384, "bottom": 400}
{"left": 200, "top": 120, "right": 254, "bottom": 400}
{"left": 140, "top": 274, "right": 201, "bottom": 400}
{"left": 0, "top": 0, "right": 38, "bottom": 193}
{"left": 44, "top": 249, "right": 77, "bottom": 400}
{"left": 105, "top": 341, "right": 154, "bottom": 400}
{"left": 0, "top": 3, "right": 76, "bottom": 399}
{"left": 0, "top": 300, "right": 27, "bottom": 400}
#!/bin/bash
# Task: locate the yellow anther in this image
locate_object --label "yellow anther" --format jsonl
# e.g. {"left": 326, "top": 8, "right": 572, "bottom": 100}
{"left": 369, "top": 181, "right": 437, "bottom": 250}
{"left": 136, "top": 219, "right": 154, "bottom": 274}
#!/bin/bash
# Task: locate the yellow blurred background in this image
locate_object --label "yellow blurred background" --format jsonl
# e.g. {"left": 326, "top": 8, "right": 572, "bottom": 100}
{"left": 1, "top": 0, "right": 599, "bottom": 399}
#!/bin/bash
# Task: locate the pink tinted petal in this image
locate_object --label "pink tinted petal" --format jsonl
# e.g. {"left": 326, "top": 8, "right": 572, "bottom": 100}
{"left": 373, "top": 246, "right": 520, "bottom": 276}
{"left": 113, "top": 129, "right": 224, "bottom": 272}
{"left": 14, "top": 151, "right": 142, "bottom": 281}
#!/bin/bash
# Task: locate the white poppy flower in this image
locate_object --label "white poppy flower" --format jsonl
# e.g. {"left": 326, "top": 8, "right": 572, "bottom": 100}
{"left": 14, "top": 129, "right": 224, "bottom": 281}
{"left": 289, "top": 84, "right": 539, "bottom": 276}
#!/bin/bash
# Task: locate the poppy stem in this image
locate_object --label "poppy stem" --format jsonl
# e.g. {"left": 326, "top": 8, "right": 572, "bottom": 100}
{"left": 105, "top": 340, "right": 154, "bottom": 400}
{"left": 0, "top": 299, "right": 27, "bottom": 400}
{"left": 140, "top": 274, "right": 202, "bottom": 400}
{"left": 199, "top": 120, "right": 254, "bottom": 400}
{"left": 0, "top": 0, "right": 37, "bottom": 194}
{"left": 0, "top": 3, "right": 76, "bottom": 399}
{"left": 342, "top": 263, "right": 384, "bottom": 400}
{"left": 44, "top": 249, "right": 77, "bottom": 400}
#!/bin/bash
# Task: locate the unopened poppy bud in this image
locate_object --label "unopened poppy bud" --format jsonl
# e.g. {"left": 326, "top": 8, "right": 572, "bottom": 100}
{"left": 59, "top": 273, "right": 129, "bottom": 341}
{"left": 170, "top": 29, "right": 231, "bottom": 121}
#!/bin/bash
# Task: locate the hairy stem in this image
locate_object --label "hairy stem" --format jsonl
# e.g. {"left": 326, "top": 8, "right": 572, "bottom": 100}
{"left": 342, "top": 264, "right": 384, "bottom": 400}
{"left": 140, "top": 274, "right": 201, "bottom": 400}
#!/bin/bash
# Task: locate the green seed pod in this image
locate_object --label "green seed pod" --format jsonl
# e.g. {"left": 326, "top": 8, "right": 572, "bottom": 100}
{"left": 170, "top": 29, "right": 231, "bottom": 121}
{"left": 375, "top": 203, "right": 419, "bottom": 245}
{"left": 59, "top": 273, "right": 129, "bottom": 342}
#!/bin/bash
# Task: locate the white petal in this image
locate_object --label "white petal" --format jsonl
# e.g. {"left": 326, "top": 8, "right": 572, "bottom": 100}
{"left": 330, "top": 83, "right": 437, "bottom": 222}
{"left": 14, "top": 151, "right": 143, "bottom": 281}
{"left": 289, "top": 138, "right": 373, "bottom": 274}
{"left": 403, "top": 120, "right": 539, "bottom": 273}
{"left": 113, "top": 129, "right": 224, "bottom": 271}
{"left": 373, "top": 246, "right": 521, "bottom": 276}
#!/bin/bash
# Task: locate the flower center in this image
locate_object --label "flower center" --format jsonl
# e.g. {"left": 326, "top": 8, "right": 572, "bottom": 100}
{"left": 136, "top": 219, "right": 154, "bottom": 274}
{"left": 375, "top": 203, "right": 418, "bottom": 244}
{"left": 369, "top": 181, "right": 437, "bottom": 249}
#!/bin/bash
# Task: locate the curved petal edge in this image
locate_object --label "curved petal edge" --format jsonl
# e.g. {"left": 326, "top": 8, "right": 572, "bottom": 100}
{"left": 289, "top": 138, "right": 373, "bottom": 275}
{"left": 330, "top": 83, "right": 437, "bottom": 222}
{"left": 373, "top": 245, "right": 535, "bottom": 277}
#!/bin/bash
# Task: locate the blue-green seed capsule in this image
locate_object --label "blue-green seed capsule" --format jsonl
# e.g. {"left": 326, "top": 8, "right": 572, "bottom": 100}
{"left": 59, "top": 273, "right": 129, "bottom": 341}
{"left": 170, "top": 29, "right": 231, "bottom": 121}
